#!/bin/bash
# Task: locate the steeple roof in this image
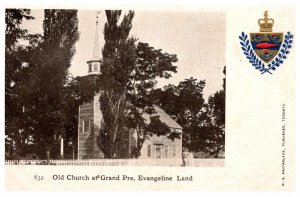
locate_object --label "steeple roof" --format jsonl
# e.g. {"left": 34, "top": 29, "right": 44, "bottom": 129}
{"left": 87, "top": 11, "right": 102, "bottom": 75}
{"left": 91, "top": 13, "right": 101, "bottom": 60}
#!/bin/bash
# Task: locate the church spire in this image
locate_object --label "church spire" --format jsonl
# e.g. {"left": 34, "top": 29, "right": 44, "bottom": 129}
{"left": 92, "top": 12, "right": 101, "bottom": 60}
{"left": 87, "top": 11, "right": 102, "bottom": 74}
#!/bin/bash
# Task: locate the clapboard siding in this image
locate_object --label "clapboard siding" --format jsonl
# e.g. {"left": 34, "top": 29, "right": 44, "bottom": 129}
{"left": 92, "top": 94, "right": 104, "bottom": 158}
{"left": 78, "top": 94, "right": 105, "bottom": 159}
{"left": 78, "top": 100, "right": 94, "bottom": 159}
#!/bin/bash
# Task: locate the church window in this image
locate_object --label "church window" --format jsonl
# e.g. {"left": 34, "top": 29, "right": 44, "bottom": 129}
{"left": 169, "top": 146, "right": 173, "bottom": 157}
{"left": 165, "top": 146, "right": 168, "bottom": 158}
{"left": 173, "top": 146, "right": 176, "bottom": 157}
{"left": 82, "top": 120, "right": 90, "bottom": 133}
{"left": 147, "top": 145, "right": 151, "bottom": 157}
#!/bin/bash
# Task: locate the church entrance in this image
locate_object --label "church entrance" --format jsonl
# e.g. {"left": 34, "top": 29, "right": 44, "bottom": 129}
{"left": 155, "top": 144, "right": 162, "bottom": 158}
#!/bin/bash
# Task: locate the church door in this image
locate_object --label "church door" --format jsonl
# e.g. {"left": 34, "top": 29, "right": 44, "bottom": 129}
{"left": 155, "top": 145, "right": 162, "bottom": 158}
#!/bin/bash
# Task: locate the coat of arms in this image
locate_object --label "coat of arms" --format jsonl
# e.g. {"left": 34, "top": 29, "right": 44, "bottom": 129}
{"left": 239, "top": 11, "right": 293, "bottom": 74}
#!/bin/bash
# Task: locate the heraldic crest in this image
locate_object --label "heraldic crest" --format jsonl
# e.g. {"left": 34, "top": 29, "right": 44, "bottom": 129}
{"left": 239, "top": 11, "right": 293, "bottom": 74}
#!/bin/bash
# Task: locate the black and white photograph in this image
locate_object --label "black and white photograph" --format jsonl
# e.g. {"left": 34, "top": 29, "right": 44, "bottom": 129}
{"left": 6, "top": 8, "right": 225, "bottom": 167}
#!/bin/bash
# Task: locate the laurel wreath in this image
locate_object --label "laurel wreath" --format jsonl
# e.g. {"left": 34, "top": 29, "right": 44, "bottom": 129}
{"left": 239, "top": 32, "right": 293, "bottom": 74}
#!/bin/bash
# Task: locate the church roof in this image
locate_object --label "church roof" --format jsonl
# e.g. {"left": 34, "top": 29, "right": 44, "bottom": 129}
{"left": 142, "top": 106, "right": 183, "bottom": 130}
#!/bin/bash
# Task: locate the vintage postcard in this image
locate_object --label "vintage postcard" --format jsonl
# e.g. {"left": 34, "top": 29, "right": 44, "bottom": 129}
{"left": 3, "top": 3, "right": 296, "bottom": 191}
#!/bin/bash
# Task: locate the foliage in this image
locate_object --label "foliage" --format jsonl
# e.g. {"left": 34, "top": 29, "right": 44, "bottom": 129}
{"left": 5, "top": 9, "right": 35, "bottom": 159}
{"left": 191, "top": 67, "right": 225, "bottom": 158}
{"left": 97, "top": 10, "right": 135, "bottom": 158}
{"left": 146, "top": 116, "right": 172, "bottom": 137}
{"left": 5, "top": 9, "right": 80, "bottom": 159}
{"left": 5, "top": 9, "right": 34, "bottom": 50}
{"left": 205, "top": 66, "right": 225, "bottom": 157}
{"left": 127, "top": 42, "right": 179, "bottom": 158}
{"left": 29, "top": 9, "right": 80, "bottom": 158}
{"left": 152, "top": 68, "right": 225, "bottom": 158}
{"left": 98, "top": 10, "right": 180, "bottom": 158}
{"left": 151, "top": 77, "right": 206, "bottom": 148}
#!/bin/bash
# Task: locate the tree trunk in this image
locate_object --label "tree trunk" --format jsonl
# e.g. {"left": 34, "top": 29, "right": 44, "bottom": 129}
{"left": 14, "top": 134, "right": 22, "bottom": 158}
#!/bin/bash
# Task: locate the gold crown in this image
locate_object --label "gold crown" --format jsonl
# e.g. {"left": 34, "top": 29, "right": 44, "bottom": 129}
{"left": 258, "top": 11, "right": 274, "bottom": 32}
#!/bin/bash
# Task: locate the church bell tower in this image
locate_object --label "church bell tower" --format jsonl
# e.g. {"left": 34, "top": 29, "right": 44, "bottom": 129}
{"left": 78, "top": 11, "right": 104, "bottom": 159}
{"left": 87, "top": 12, "right": 101, "bottom": 74}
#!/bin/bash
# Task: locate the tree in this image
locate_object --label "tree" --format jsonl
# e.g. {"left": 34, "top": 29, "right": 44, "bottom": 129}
{"left": 97, "top": 10, "right": 180, "bottom": 158}
{"left": 126, "top": 42, "right": 179, "bottom": 158}
{"left": 204, "top": 66, "right": 225, "bottom": 158}
{"left": 5, "top": 9, "right": 34, "bottom": 50}
{"left": 5, "top": 9, "right": 35, "bottom": 159}
{"left": 153, "top": 68, "right": 225, "bottom": 158}
{"left": 39, "top": 9, "right": 79, "bottom": 158}
{"left": 151, "top": 77, "right": 206, "bottom": 149}
{"left": 16, "top": 9, "right": 80, "bottom": 159}
{"left": 97, "top": 10, "right": 135, "bottom": 158}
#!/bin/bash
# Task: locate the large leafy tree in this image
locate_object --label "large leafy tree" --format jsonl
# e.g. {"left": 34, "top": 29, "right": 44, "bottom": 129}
{"left": 152, "top": 68, "right": 225, "bottom": 158}
{"left": 151, "top": 78, "right": 206, "bottom": 149}
{"left": 97, "top": 10, "right": 180, "bottom": 158}
{"left": 204, "top": 66, "right": 225, "bottom": 158}
{"left": 33, "top": 9, "right": 79, "bottom": 158}
{"left": 97, "top": 10, "right": 136, "bottom": 158}
{"left": 10, "top": 9, "right": 80, "bottom": 159}
{"left": 5, "top": 9, "right": 35, "bottom": 159}
{"left": 127, "top": 42, "right": 180, "bottom": 158}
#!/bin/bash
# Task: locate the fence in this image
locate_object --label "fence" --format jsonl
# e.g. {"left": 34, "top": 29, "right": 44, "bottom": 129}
{"left": 5, "top": 158, "right": 224, "bottom": 167}
{"left": 193, "top": 158, "right": 224, "bottom": 167}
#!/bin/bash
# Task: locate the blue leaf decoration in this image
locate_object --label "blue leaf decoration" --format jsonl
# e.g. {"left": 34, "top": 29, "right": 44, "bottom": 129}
{"left": 247, "top": 45, "right": 250, "bottom": 52}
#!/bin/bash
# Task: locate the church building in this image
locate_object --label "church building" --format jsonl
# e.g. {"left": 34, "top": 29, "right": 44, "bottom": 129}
{"left": 77, "top": 15, "right": 183, "bottom": 160}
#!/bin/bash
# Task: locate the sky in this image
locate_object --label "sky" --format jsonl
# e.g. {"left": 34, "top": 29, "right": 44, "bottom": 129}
{"left": 22, "top": 9, "right": 226, "bottom": 99}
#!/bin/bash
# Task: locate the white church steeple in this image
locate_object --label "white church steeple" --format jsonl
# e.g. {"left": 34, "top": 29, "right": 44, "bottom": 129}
{"left": 87, "top": 11, "right": 102, "bottom": 74}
